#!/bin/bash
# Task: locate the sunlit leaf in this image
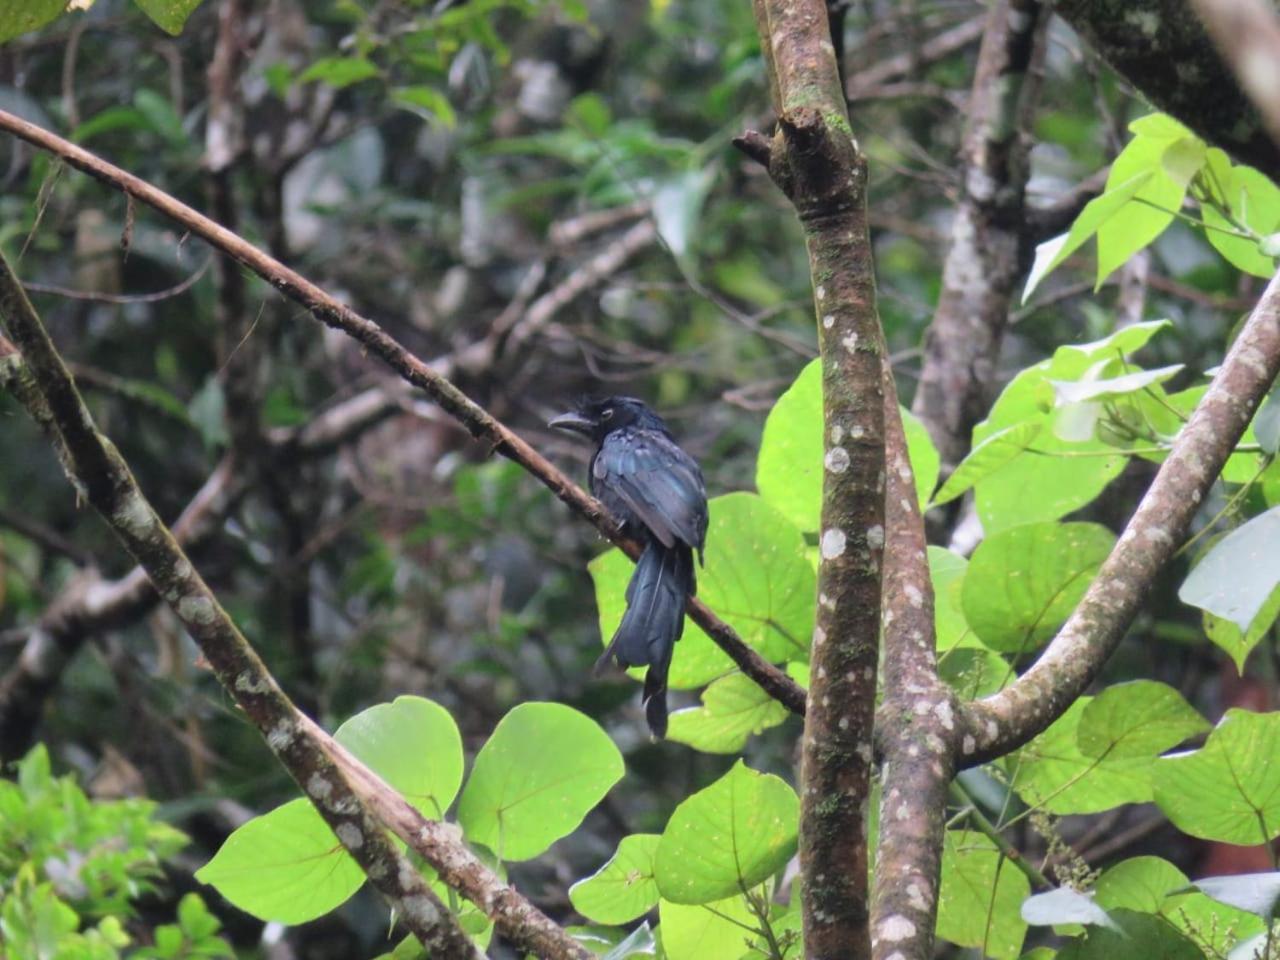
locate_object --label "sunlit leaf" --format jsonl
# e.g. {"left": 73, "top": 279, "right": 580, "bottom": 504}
{"left": 936, "top": 829, "right": 1028, "bottom": 958}
{"left": 655, "top": 761, "right": 797, "bottom": 904}
{"left": 569, "top": 834, "right": 660, "bottom": 924}
{"left": 666, "top": 671, "right": 789, "bottom": 754}
{"left": 457, "top": 702, "right": 623, "bottom": 861}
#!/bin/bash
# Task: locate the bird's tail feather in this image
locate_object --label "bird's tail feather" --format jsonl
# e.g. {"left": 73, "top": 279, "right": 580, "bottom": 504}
{"left": 595, "top": 540, "right": 693, "bottom": 738}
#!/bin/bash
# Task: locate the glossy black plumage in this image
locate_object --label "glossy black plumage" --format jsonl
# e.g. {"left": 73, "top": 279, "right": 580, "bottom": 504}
{"left": 550, "top": 397, "right": 707, "bottom": 738}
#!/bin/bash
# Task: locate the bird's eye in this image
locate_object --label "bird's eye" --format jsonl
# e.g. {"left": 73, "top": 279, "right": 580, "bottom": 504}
{"left": 601, "top": 409, "right": 614, "bottom": 420}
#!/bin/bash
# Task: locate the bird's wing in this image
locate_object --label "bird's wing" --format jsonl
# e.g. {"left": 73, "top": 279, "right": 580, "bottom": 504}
{"left": 594, "top": 429, "right": 707, "bottom": 551}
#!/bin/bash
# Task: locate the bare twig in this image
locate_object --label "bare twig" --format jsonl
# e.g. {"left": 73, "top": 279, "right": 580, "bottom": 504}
{"left": 0, "top": 108, "right": 805, "bottom": 717}
{"left": 845, "top": 17, "right": 986, "bottom": 100}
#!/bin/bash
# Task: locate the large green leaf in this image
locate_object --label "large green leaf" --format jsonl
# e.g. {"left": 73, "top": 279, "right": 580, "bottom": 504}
{"left": 195, "top": 696, "right": 466, "bottom": 922}
{"left": 1076, "top": 681, "right": 1208, "bottom": 760}
{"left": 132, "top": 0, "right": 205, "bottom": 34}
{"left": 666, "top": 671, "right": 790, "bottom": 754}
{"left": 936, "top": 829, "right": 1029, "bottom": 959}
{"left": 569, "top": 834, "right": 660, "bottom": 924}
{"left": 1153, "top": 709, "right": 1280, "bottom": 845}
{"left": 1203, "top": 157, "right": 1280, "bottom": 278}
{"left": 1094, "top": 855, "right": 1264, "bottom": 956}
{"left": 654, "top": 761, "right": 798, "bottom": 904}
{"left": 1009, "top": 699, "right": 1154, "bottom": 814}
{"left": 457, "top": 702, "right": 623, "bottom": 861}
{"left": 930, "top": 421, "right": 1044, "bottom": 508}
{"left": 756, "top": 359, "right": 936, "bottom": 531}
{"left": 1179, "top": 507, "right": 1280, "bottom": 632}
{"left": 971, "top": 323, "right": 1169, "bottom": 532}
{"left": 961, "top": 522, "right": 1114, "bottom": 654}
{"left": 0, "top": 0, "right": 65, "bottom": 42}
{"left": 333, "top": 696, "right": 463, "bottom": 819}
{"left": 194, "top": 798, "right": 364, "bottom": 923}
{"left": 658, "top": 895, "right": 756, "bottom": 960}
{"left": 1095, "top": 132, "right": 1192, "bottom": 286}
{"left": 589, "top": 493, "right": 813, "bottom": 689}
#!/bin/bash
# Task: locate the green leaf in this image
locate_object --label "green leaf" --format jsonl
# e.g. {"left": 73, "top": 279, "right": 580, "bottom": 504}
{"left": 1010, "top": 699, "right": 1154, "bottom": 814}
{"left": 300, "top": 56, "right": 380, "bottom": 89}
{"left": 569, "top": 834, "right": 660, "bottom": 924}
{"left": 0, "top": 0, "right": 70, "bottom": 42}
{"left": 1179, "top": 507, "right": 1280, "bottom": 631}
{"left": 655, "top": 761, "right": 798, "bottom": 904}
{"left": 333, "top": 696, "right": 463, "bottom": 819}
{"left": 1057, "top": 909, "right": 1203, "bottom": 960}
{"left": 1153, "top": 708, "right": 1280, "bottom": 845}
{"left": 1203, "top": 162, "right": 1280, "bottom": 278}
{"left": 391, "top": 86, "right": 457, "bottom": 128}
{"left": 1095, "top": 129, "right": 1191, "bottom": 287}
{"left": 1094, "top": 856, "right": 1264, "bottom": 955}
{"left": 666, "top": 671, "right": 789, "bottom": 753}
{"left": 936, "top": 829, "right": 1029, "bottom": 959}
{"left": 194, "top": 798, "right": 364, "bottom": 923}
{"left": 658, "top": 895, "right": 755, "bottom": 959}
{"left": 457, "top": 702, "right": 623, "bottom": 861}
{"left": 961, "top": 521, "right": 1114, "bottom": 654}
{"left": 1076, "top": 681, "right": 1208, "bottom": 760}
{"left": 931, "top": 420, "right": 1044, "bottom": 508}
{"left": 758, "top": 360, "right": 934, "bottom": 530}
{"left": 930, "top": 546, "right": 972, "bottom": 651}
{"left": 1022, "top": 172, "right": 1152, "bottom": 301}
{"left": 589, "top": 493, "right": 814, "bottom": 689}
{"left": 902, "top": 406, "right": 940, "bottom": 506}
{"left": 1204, "top": 584, "right": 1280, "bottom": 673}
{"left": 969, "top": 327, "right": 1171, "bottom": 531}
{"left": 132, "top": 0, "right": 205, "bottom": 35}
{"left": 938, "top": 647, "right": 1011, "bottom": 698}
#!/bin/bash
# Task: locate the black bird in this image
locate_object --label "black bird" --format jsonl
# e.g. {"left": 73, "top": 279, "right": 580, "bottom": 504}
{"left": 550, "top": 396, "right": 708, "bottom": 738}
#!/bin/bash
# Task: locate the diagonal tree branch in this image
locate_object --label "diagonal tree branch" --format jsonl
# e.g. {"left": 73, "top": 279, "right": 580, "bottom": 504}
{"left": 0, "top": 108, "right": 804, "bottom": 718}
{"left": 741, "top": 1, "right": 884, "bottom": 955}
{"left": 0, "top": 253, "right": 592, "bottom": 960}
{"left": 959, "top": 269, "right": 1280, "bottom": 763}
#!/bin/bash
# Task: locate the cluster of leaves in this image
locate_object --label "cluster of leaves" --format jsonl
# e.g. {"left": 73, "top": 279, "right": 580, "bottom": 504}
{"left": 195, "top": 697, "right": 800, "bottom": 958}
{"left": 0, "top": 745, "right": 233, "bottom": 959}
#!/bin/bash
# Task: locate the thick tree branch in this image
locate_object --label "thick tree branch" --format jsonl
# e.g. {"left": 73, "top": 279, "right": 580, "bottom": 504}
{"left": 870, "top": 362, "right": 956, "bottom": 960}
{"left": 745, "top": 0, "right": 883, "bottom": 955}
{"left": 912, "top": 0, "right": 1050, "bottom": 469}
{"left": 0, "top": 108, "right": 805, "bottom": 717}
{"left": 1191, "top": 0, "right": 1280, "bottom": 152}
{"left": 960, "top": 269, "right": 1280, "bottom": 762}
{"left": 1055, "top": 0, "right": 1280, "bottom": 181}
{"left": 0, "top": 255, "right": 593, "bottom": 960}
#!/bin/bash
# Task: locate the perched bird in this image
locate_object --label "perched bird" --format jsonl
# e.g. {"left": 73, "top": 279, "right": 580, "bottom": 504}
{"left": 550, "top": 396, "right": 708, "bottom": 738}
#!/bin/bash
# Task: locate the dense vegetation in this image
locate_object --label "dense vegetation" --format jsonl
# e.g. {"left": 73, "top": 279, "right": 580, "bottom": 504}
{"left": 2, "top": 1, "right": 1279, "bottom": 958}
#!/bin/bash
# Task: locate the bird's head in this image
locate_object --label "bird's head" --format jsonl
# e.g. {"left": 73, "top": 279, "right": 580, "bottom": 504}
{"left": 548, "top": 396, "right": 665, "bottom": 442}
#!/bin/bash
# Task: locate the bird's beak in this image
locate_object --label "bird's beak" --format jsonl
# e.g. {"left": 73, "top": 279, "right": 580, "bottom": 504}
{"left": 548, "top": 411, "right": 596, "bottom": 436}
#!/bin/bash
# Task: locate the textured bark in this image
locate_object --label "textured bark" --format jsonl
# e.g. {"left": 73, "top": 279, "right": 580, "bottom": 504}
{"left": 0, "top": 107, "right": 804, "bottom": 717}
{"left": 960, "top": 269, "right": 1280, "bottom": 761}
{"left": 912, "top": 0, "right": 1049, "bottom": 469}
{"left": 1058, "top": 0, "right": 1280, "bottom": 181}
{"left": 869, "top": 369, "right": 957, "bottom": 960}
{"left": 742, "top": 1, "right": 884, "bottom": 955}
